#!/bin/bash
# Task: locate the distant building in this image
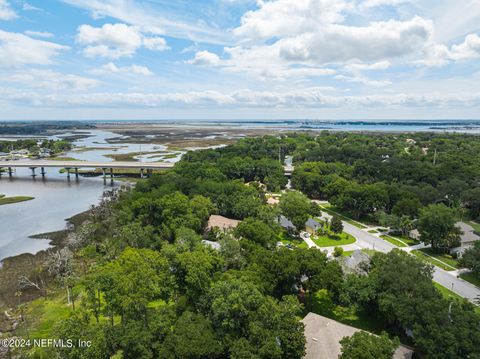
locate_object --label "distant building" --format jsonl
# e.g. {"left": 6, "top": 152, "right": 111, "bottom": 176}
{"left": 278, "top": 215, "right": 296, "bottom": 232}
{"left": 201, "top": 240, "right": 221, "bottom": 251}
{"left": 411, "top": 222, "right": 480, "bottom": 256}
{"left": 302, "top": 313, "right": 413, "bottom": 359}
{"left": 267, "top": 196, "right": 280, "bottom": 205}
{"left": 305, "top": 218, "right": 321, "bottom": 235}
{"left": 340, "top": 250, "right": 370, "bottom": 274}
{"left": 452, "top": 222, "right": 480, "bottom": 256}
{"left": 409, "top": 229, "right": 421, "bottom": 241}
{"left": 206, "top": 215, "right": 240, "bottom": 233}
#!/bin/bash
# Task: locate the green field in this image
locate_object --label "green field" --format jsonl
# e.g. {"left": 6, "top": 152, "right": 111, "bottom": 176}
{"left": 312, "top": 232, "right": 356, "bottom": 247}
{"left": 368, "top": 229, "right": 378, "bottom": 233}
{"left": 0, "top": 195, "right": 34, "bottom": 205}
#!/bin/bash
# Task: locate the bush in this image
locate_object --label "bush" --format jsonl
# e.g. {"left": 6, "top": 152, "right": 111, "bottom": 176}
{"left": 334, "top": 247, "right": 344, "bottom": 257}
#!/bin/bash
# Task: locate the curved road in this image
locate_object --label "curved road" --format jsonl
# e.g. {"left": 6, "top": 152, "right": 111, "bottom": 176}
{"left": 342, "top": 221, "right": 480, "bottom": 303}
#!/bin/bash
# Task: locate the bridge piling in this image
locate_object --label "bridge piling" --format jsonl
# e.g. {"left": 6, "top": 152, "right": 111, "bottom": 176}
{"left": 75, "top": 168, "right": 79, "bottom": 179}
{"left": 140, "top": 168, "right": 144, "bottom": 179}
{"left": 8, "top": 167, "right": 13, "bottom": 176}
{"left": 41, "top": 167, "right": 46, "bottom": 177}
{"left": 66, "top": 168, "right": 71, "bottom": 179}
{"left": 30, "top": 167, "right": 37, "bottom": 177}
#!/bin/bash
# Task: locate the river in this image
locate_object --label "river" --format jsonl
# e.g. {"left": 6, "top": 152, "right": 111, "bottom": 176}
{"left": 0, "top": 129, "right": 184, "bottom": 261}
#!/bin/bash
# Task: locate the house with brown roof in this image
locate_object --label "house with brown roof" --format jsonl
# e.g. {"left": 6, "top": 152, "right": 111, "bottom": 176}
{"left": 206, "top": 215, "right": 241, "bottom": 233}
{"left": 302, "top": 313, "right": 413, "bottom": 359}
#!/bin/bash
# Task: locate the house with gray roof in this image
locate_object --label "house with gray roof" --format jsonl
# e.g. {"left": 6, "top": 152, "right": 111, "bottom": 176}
{"left": 305, "top": 218, "right": 321, "bottom": 235}
{"left": 452, "top": 222, "right": 480, "bottom": 256}
{"left": 278, "top": 215, "right": 296, "bottom": 232}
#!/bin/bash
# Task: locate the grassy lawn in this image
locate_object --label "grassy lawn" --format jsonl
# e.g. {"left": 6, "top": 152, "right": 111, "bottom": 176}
{"left": 19, "top": 293, "right": 73, "bottom": 339}
{"left": 411, "top": 250, "right": 457, "bottom": 271}
{"left": 368, "top": 229, "right": 378, "bottom": 233}
{"left": 418, "top": 248, "right": 459, "bottom": 268}
{"left": 460, "top": 272, "right": 480, "bottom": 287}
{"left": 306, "top": 289, "right": 386, "bottom": 334}
{"left": 380, "top": 235, "right": 407, "bottom": 248}
{"left": 278, "top": 233, "right": 308, "bottom": 249}
{"left": 0, "top": 196, "right": 34, "bottom": 205}
{"left": 342, "top": 249, "right": 378, "bottom": 257}
{"left": 313, "top": 232, "right": 356, "bottom": 247}
{"left": 320, "top": 205, "right": 368, "bottom": 229}
{"left": 433, "top": 282, "right": 464, "bottom": 301}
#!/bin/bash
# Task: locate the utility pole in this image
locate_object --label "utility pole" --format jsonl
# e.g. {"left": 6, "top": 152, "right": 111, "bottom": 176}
{"left": 433, "top": 148, "right": 437, "bottom": 165}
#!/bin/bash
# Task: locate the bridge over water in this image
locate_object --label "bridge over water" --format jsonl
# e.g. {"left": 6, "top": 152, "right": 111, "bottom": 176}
{"left": 0, "top": 160, "right": 175, "bottom": 179}
{"left": 0, "top": 160, "right": 294, "bottom": 179}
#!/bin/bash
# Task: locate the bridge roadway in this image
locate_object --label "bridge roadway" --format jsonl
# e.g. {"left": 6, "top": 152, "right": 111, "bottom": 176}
{"left": 0, "top": 160, "right": 175, "bottom": 179}
{"left": 0, "top": 160, "right": 294, "bottom": 178}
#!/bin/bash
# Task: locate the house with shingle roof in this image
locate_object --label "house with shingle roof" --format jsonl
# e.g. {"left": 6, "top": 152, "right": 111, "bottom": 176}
{"left": 302, "top": 313, "right": 413, "bottom": 359}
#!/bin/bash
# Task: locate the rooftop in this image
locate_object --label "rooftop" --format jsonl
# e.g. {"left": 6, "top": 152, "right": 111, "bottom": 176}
{"left": 302, "top": 312, "right": 413, "bottom": 359}
{"left": 206, "top": 215, "right": 240, "bottom": 232}
{"left": 456, "top": 221, "right": 480, "bottom": 245}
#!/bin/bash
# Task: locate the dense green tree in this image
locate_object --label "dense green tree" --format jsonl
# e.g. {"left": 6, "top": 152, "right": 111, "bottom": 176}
{"left": 339, "top": 331, "right": 399, "bottom": 359}
{"left": 279, "top": 191, "right": 312, "bottom": 230}
{"left": 178, "top": 248, "right": 220, "bottom": 301}
{"left": 417, "top": 204, "right": 461, "bottom": 250}
{"left": 459, "top": 241, "right": 480, "bottom": 276}
{"left": 330, "top": 216, "right": 344, "bottom": 234}
{"left": 159, "top": 311, "right": 222, "bottom": 359}
{"left": 235, "top": 218, "right": 277, "bottom": 247}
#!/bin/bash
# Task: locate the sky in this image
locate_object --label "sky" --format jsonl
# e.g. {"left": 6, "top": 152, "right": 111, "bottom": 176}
{"left": 0, "top": 0, "right": 480, "bottom": 121}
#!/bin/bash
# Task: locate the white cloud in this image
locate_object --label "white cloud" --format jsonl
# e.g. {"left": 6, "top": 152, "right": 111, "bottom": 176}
{"left": 5, "top": 69, "right": 100, "bottom": 90}
{"left": 76, "top": 23, "right": 168, "bottom": 59}
{"left": 417, "top": 33, "right": 480, "bottom": 66}
{"left": 0, "top": 0, "right": 17, "bottom": 20}
{"left": 63, "top": 0, "right": 229, "bottom": 45}
{"left": 361, "top": 0, "right": 410, "bottom": 8}
{"left": 0, "top": 30, "right": 68, "bottom": 68}
{"left": 24, "top": 31, "right": 54, "bottom": 38}
{"left": 346, "top": 61, "right": 391, "bottom": 71}
{"left": 234, "top": 0, "right": 349, "bottom": 41}
{"left": 227, "top": 0, "right": 434, "bottom": 79}
{"left": 3, "top": 87, "right": 480, "bottom": 109}
{"left": 187, "top": 51, "right": 221, "bottom": 66}
{"left": 142, "top": 37, "right": 169, "bottom": 51}
{"left": 275, "top": 16, "right": 433, "bottom": 64}
{"left": 91, "top": 62, "right": 154, "bottom": 76}
{"left": 450, "top": 34, "right": 480, "bottom": 61}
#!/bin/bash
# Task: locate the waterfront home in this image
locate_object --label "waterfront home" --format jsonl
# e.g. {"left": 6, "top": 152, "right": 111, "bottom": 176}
{"left": 302, "top": 313, "right": 413, "bottom": 359}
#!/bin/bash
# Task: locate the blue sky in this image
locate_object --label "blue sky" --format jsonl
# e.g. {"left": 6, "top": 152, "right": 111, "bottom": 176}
{"left": 0, "top": 0, "right": 480, "bottom": 120}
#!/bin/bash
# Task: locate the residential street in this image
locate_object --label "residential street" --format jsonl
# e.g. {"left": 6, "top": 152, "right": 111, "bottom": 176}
{"left": 318, "top": 213, "right": 480, "bottom": 303}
